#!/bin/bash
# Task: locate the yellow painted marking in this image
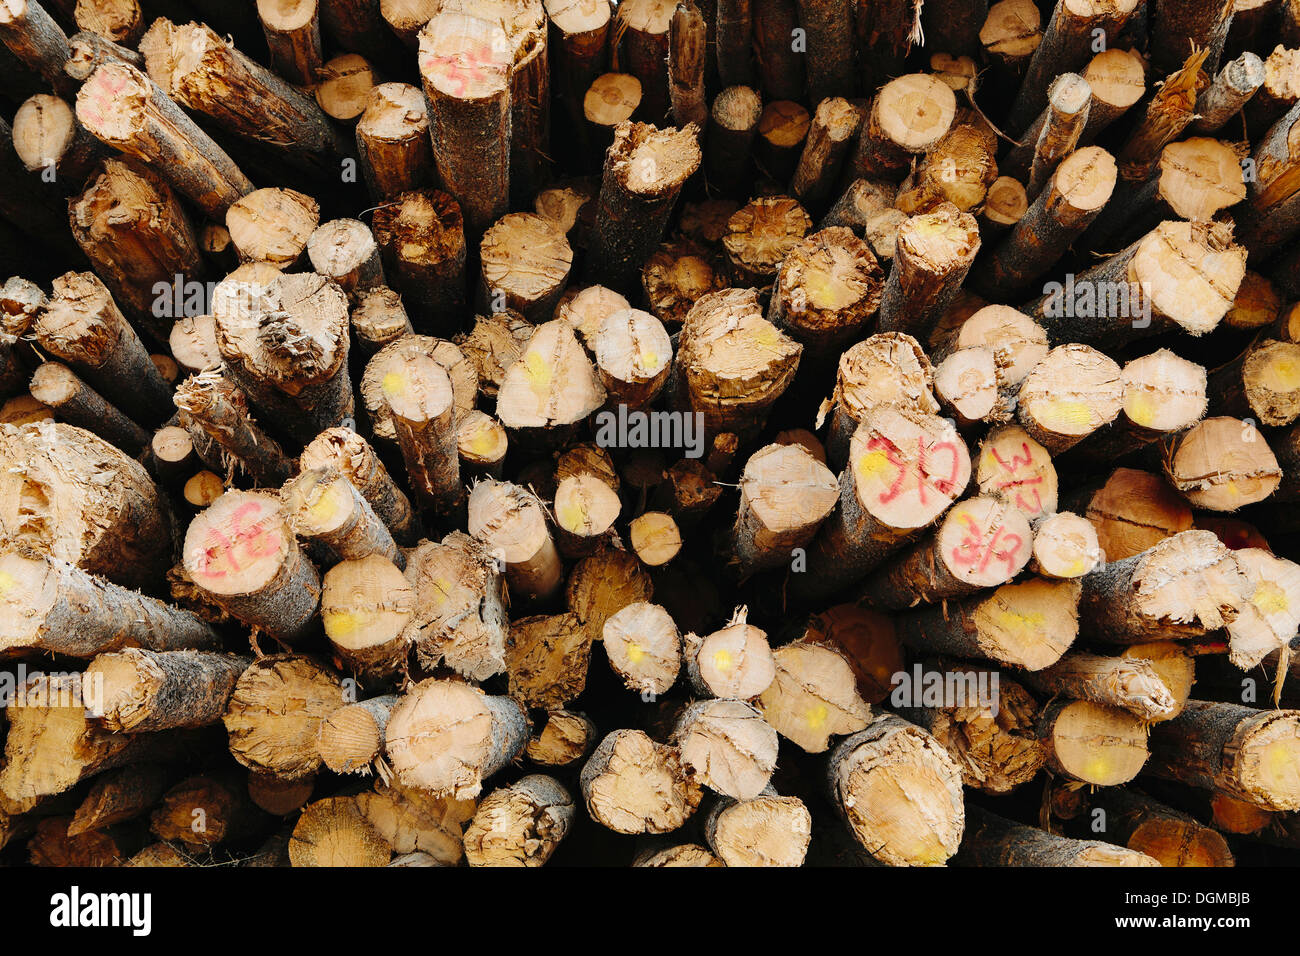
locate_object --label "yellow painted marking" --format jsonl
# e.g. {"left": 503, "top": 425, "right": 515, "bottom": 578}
{"left": 627, "top": 642, "right": 645, "bottom": 664}
{"left": 429, "top": 577, "right": 452, "bottom": 606}
{"left": 524, "top": 350, "right": 551, "bottom": 386}
{"left": 322, "top": 609, "right": 357, "bottom": 638}
{"left": 753, "top": 324, "right": 780, "bottom": 349}
{"left": 469, "top": 430, "right": 495, "bottom": 456}
{"left": 712, "top": 649, "right": 734, "bottom": 672}
{"left": 1270, "top": 358, "right": 1300, "bottom": 390}
{"left": 1082, "top": 756, "right": 1113, "bottom": 781}
{"left": 1254, "top": 581, "right": 1289, "bottom": 615}
{"left": 986, "top": 607, "right": 1045, "bottom": 634}
{"left": 806, "top": 704, "right": 828, "bottom": 729}
{"left": 381, "top": 372, "right": 406, "bottom": 398}
{"left": 856, "top": 450, "right": 892, "bottom": 480}
{"left": 1065, "top": 559, "right": 1086, "bottom": 576}
{"left": 0, "top": 570, "right": 13, "bottom": 595}
{"left": 557, "top": 500, "right": 586, "bottom": 532}
{"left": 639, "top": 350, "right": 659, "bottom": 370}
{"left": 308, "top": 488, "right": 339, "bottom": 522}
{"left": 1127, "top": 394, "right": 1156, "bottom": 428}
{"left": 1039, "top": 399, "right": 1093, "bottom": 428}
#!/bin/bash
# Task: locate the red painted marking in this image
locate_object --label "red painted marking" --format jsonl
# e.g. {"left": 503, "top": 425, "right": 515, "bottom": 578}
{"left": 990, "top": 442, "right": 1046, "bottom": 515}
{"left": 950, "top": 515, "right": 1023, "bottom": 576}
{"left": 872, "top": 435, "right": 963, "bottom": 507}
{"left": 196, "top": 502, "right": 279, "bottom": 579}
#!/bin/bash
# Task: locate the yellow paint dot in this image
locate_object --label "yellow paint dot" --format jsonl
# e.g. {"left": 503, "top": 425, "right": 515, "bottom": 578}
{"left": 639, "top": 350, "right": 659, "bottom": 370}
{"left": 627, "top": 642, "right": 645, "bottom": 664}
{"left": 806, "top": 704, "right": 828, "bottom": 729}
{"left": 557, "top": 500, "right": 586, "bottom": 532}
{"left": 1040, "top": 399, "right": 1092, "bottom": 428}
{"left": 322, "top": 609, "right": 357, "bottom": 638}
{"left": 0, "top": 570, "right": 13, "bottom": 594}
{"left": 469, "top": 430, "right": 495, "bottom": 455}
{"left": 307, "top": 486, "right": 340, "bottom": 522}
{"left": 1127, "top": 394, "right": 1156, "bottom": 428}
{"left": 429, "top": 577, "right": 452, "bottom": 606}
{"left": 856, "top": 450, "right": 891, "bottom": 480}
{"left": 1065, "top": 559, "right": 1086, "bottom": 576}
{"left": 381, "top": 372, "right": 406, "bottom": 398}
{"left": 524, "top": 350, "right": 551, "bottom": 386}
{"left": 1255, "top": 580, "right": 1289, "bottom": 615}
{"left": 713, "top": 649, "right": 733, "bottom": 672}
{"left": 753, "top": 324, "right": 780, "bottom": 348}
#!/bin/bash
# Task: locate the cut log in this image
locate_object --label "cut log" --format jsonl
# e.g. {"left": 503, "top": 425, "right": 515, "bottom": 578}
{"left": 463, "top": 775, "right": 575, "bottom": 867}
{"left": 467, "top": 479, "right": 563, "bottom": 600}
{"left": 376, "top": 348, "right": 463, "bottom": 513}
{"left": 88, "top": 648, "right": 249, "bottom": 732}
{"left": 851, "top": 73, "right": 957, "bottom": 181}
{"left": 299, "top": 426, "right": 415, "bottom": 540}
{"left": 1037, "top": 698, "right": 1148, "bottom": 784}
{"left": 684, "top": 607, "right": 776, "bottom": 699}
{"left": 704, "top": 792, "right": 812, "bottom": 866}
{"left": 355, "top": 82, "right": 432, "bottom": 200}
{"left": 790, "top": 96, "right": 860, "bottom": 209}
{"left": 958, "top": 805, "right": 1159, "bottom": 866}
{"left": 506, "top": 611, "right": 592, "bottom": 708}
{"left": 602, "top": 601, "right": 681, "bottom": 696}
{"left": 706, "top": 84, "right": 762, "bottom": 192}
{"left": 757, "top": 641, "right": 870, "bottom": 751}
{"left": 370, "top": 188, "right": 467, "bottom": 327}
{"left": 289, "top": 795, "right": 391, "bottom": 866}
{"left": 1089, "top": 788, "right": 1235, "bottom": 867}
{"left": 223, "top": 655, "right": 344, "bottom": 780}
{"left": 578, "top": 729, "right": 701, "bottom": 834}
{"left": 320, "top": 553, "right": 413, "bottom": 675}
{"left": 479, "top": 212, "right": 573, "bottom": 323}
{"left": 768, "top": 227, "right": 882, "bottom": 354}
{"left": 1016, "top": 343, "right": 1123, "bottom": 454}
{"left": 1194, "top": 50, "right": 1268, "bottom": 133}
{"left": 317, "top": 694, "right": 399, "bottom": 774}
{"left": 29, "top": 361, "right": 148, "bottom": 453}
{"left": 173, "top": 370, "right": 294, "bottom": 487}
{"left": 876, "top": 203, "right": 980, "bottom": 339}
{"left": 1161, "top": 415, "right": 1282, "bottom": 510}
{"left": 827, "top": 714, "right": 966, "bottom": 866}
{"left": 526, "top": 710, "right": 596, "bottom": 766}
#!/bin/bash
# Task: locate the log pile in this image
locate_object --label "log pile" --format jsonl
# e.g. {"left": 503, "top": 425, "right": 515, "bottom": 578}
{"left": 4, "top": 0, "right": 1300, "bottom": 870}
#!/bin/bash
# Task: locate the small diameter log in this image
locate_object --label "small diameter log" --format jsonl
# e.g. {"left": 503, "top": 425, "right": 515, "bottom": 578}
{"left": 1123, "top": 642, "right": 1195, "bottom": 721}
{"left": 29, "top": 361, "right": 147, "bottom": 453}
{"left": 757, "top": 641, "right": 870, "bottom": 752}
{"left": 386, "top": 679, "right": 530, "bottom": 799}
{"left": 1089, "top": 788, "right": 1235, "bottom": 867}
{"left": 225, "top": 188, "right": 319, "bottom": 269}
{"left": 894, "top": 576, "right": 1081, "bottom": 671}
{"left": 223, "top": 655, "right": 344, "bottom": 780}
{"left": 546, "top": 0, "right": 611, "bottom": 118}
{"left": 68, "top": 765, "right": 168, "bottom": 836}
{"left": 591, "top": 307, "right": 672, "bottom": 408}
{"left": 556, "top": 284, "right": 630, "bottom": 348}
{"left": 979, "top": 176, "right": 1029, "bottom": 242}
{"left": 755, "top": 100, "right": 809, "bottom": 183}
{"left": 721, "top": 195, "right": 812, "bottom": 287}
{"left": 1006, "top": 0, "right": 1143, "bottom": 135}
{"left": 895, "top": 125, "right": 999, "bottom": 216}
{"left": 793, "top": 0, "right": 853, "bottom": 104}
{"left": 173, "top": 370, "right": 293, "bottom": 487}
{"left": 211, "top": 270, "right": 354, "bottom": 444}
{"left": 351, "top": 287, "right": 412, "bottom": 356}
{"left": 629, "top": 511, "right": 682, "bottom": 566}
{"left": 496, "top": 319, "right": 605, "bottom": 439}
{"left": 464, "top": 775, "right": 575, "bottom": 867}
{"left": 370, "top": 189, "right": 467, "bottom": 327}
{"left": 506, "top": 612, "right": 592, "bottom": 709}
{"left": 1195, "top": 50, "right": 1267, "bottom": 133}
{"left": 958, "top": 806, "right": 1158, "bottom": 866}
{"left": 315, "top": 53, "right": 376, "bottom": 122}
{"left": 615, "top": 0, "right": 676, "bottom": 120}
{"left": 731, "top": 442, "right": 838, "bottom": 577}
{"left": 790, "top": 97, "right": 860, "bottom": 210}
{"left": 875, "top": 203, "right": 980, "bottom": 340}
{"left": 1149, "top": 0, "right": 1234, "bottom": 76}
{"left": 584, "top": 72, "right": 643, "bottom": 152}
{"left": 979, "top": 0, "right": 1042, "bottom": 76}
{"left": 602, "top": 601, "right": 681, "bottom": 695}
{"left": 897, "top": 665, "right": 1047, "bottom": 795}
{"left": 795, "top": 407, "right": 971, "bottom": 601}
{"left": 684, "top": 608, "right": 776, "bottom": 699}
{"left": 1022, "top": 651, "right": 1177, "bottom": 721}
{"left": 35, "top": 271, "right": 171, "bottom": 426}
{"left": 535, "top": 179, "right": 598, "bottom": 247}
{"left": 0, "top": 0, "right": 75, "bottom": 97}
{"left": 827, "top": 714, "right": 966, "bottom": 866}
{"left": 856, "top": 495, "right": 1034, "bottom": 610}
{"left": 703, "top": 792, "right": 812, "bottom": 867}
{"left": 666, "top": 1, "right": 705, "bottom": 131}
{"left": 0, "top": 421, "right": 173, "bottom": 590}
{"left": 1079, "top": 529, "right": 1251, "bottom": 644}
{"left": 467, "top": 479, "right": 563, "bottom": 601}
{"left": 149, "top": 425, "right": 200, "bottom": 484}
{"left": 673, "top": 698, "right": 776, "bottom": 799}
{"left": 1234, "top": 99, "right": 1300, "bottom": 255}
{"left": 851, "top": 74, "right": 957, "bottom": 182}
{"left": 182, "top": 490, "right": 322, "bottom": 643}
{"left": 1017, "top": 343, "right": 1123, "bottom": 454}
{"left": 933, "top": 348, "right": 999, "bottom": 426}
{"left": 355, "top": 782, "right": 475, "bottom": 864}
{"left": 289, "top": 796, "right": 391, "bottom": 867}
{"left": 458, "top": 410, "right": 508, "bottom": 480}
{"left": 586, "top": 121, "right": 702, "bottom": 293}
{"left": 184, "top": 472, "right": 225, "bottom": 509}
{"left": 1004, "top": 73, "right": 1091, "bottom": 198}
{"left": 151, "top": 771, "right": 264, "bottom": 848}
{"left": 88, "top": 648, "right": 250, "bottom": 732}
{"left": 479, "top": 213, "right": 573, "bottom": 322}
{"left": 12, "top": 93, "right": 103, "bottom": 186}
{"left": 417, "top": 13, "right": 512, "bottom": 244}
{"left": 822, "top": 332, "right": 941, "bottom": 468}
{"left": 377, "top": 350, "right": 463, "bottom": 513}
{"left": 1246, "top": 45, "right": 1300, "bottom": 136}
{"left": 63, "top": 27, "right": 141, "bottom": 82}
{"left": 1161, "top": 416, "right": 1282, "bottom": 510}
{"left": 1028, "top": 511, "right": 1100, "bottom": 579}
{"left": 768, "top": 226, "right": 883, "bottom": 354}
{"left": 673, "top": 287, "right": 801, "bottom": 437}
{"left": 306, "top": 219, "right": 384, "bottom": 302}
{"left": 553, "top": 474, "right": 620, "bottom": 557}
{"left": 1231, "top": 271, "right": 1284, "bottom": 333}
{"left": 320, "top": 553, "right": 412, "bottom": 676}
{"left": 579, "top": 729, "right": 701, "bottom": 834}
{"left": 523, "top": 712, "right": 596, "bottom": 770}
{"left": 1145, "top": 700, "right": 1300, "bottom": 810}
{"left": 355, "top": 83, "right": 432, "bottom": 200}
{"left": 566, "top": 546, "right": 654, "bottom": 641}
{"left": 300, "top": 426, "right": 414, "bottom": 539}
{"left": 0, "top": 551, "right": 217, "bottom": 658}
{"left": 979, "top": 146, "right": 1117, "bottom": 296}
{"left": 170, "top": 314, "right": 220, "bottom": 374}
{"left": 1037, "top": 698, "right": 1148, "bottom": 785}
{"left": 75, "top": 61, "right": 252, "bottom": 219}
{"left": 1208, "top": 338, "right": 1300, "bottom": 426}
{"left": 706, "top": 85, "right": 762, "bottom": 192}
{"left": 1080, "top": 47, "right": 1145, "bottom": 142}
{"left": 1069, "top": 349, "right": 1208, "bottom": 464}
{"left": 404, "top": 532, "right": 508, "bottom": 680}
{"left": 139, "top": 18, "right": 350, "bottom": 180}
{"left": 256, "top": 0, "right": 322, "bottom": 86}
{"left": 317, "top": 694, "right": 399, "bottom": 774}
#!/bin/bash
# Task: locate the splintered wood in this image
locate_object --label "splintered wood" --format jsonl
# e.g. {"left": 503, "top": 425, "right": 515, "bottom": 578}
{"left": 5, "top": 0, "right": 1300, "bottom": 875}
